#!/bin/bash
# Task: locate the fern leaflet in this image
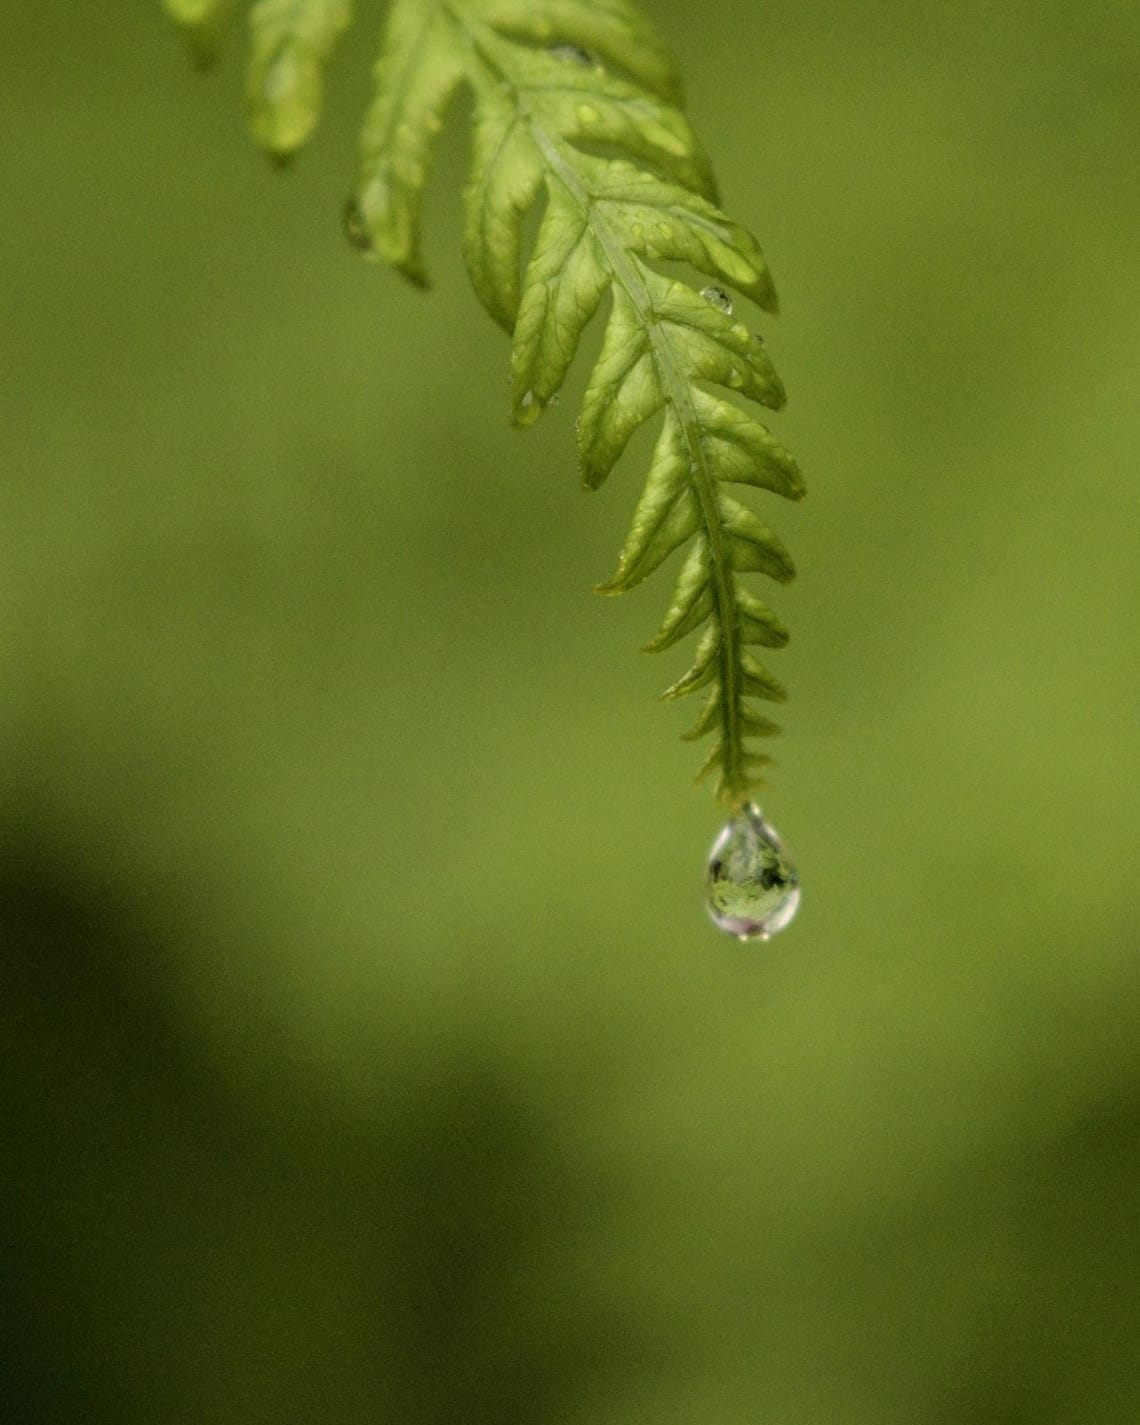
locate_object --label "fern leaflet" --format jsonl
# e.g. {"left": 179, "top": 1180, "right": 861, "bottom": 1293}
{"left": 164, "top": 0, "right": 236, "bottom": 63}
{"left": 164, "top": 0, "right": 805, "bottom": 806}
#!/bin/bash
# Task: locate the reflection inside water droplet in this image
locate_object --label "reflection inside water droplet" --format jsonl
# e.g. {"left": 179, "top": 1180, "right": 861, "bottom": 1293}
{"left": 706, "top": 802, "right": 799, "bottom": 941}
{"left": 700, "top": 285, "right": 734, "bottom": 315}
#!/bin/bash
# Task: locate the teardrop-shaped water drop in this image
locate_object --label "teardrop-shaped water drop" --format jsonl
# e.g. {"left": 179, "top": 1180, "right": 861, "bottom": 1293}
{"left": 706, "top": 802, "right": 799, "bottom": 941}
{"left": 700, "top": 285, "right": 734, "bottom": 316}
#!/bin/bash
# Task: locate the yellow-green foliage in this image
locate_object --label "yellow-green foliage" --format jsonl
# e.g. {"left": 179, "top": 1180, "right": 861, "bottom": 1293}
{"left": 164, "top": 0, "right": 803, "bottom": 805}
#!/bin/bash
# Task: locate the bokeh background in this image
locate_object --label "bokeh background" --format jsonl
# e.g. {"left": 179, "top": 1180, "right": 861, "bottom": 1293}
{"left": 3, "top": 1, "right": 1138, "bottom": 1420}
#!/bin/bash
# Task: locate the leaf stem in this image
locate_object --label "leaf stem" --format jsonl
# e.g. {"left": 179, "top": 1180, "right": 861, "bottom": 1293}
{"left": 449, "top": 2, "right": 747, "bottom": 798}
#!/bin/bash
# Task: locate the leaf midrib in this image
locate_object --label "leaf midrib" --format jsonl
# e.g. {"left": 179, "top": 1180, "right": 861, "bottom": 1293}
{"left": 447, "top": 1, "right": 748, "bottom": 798}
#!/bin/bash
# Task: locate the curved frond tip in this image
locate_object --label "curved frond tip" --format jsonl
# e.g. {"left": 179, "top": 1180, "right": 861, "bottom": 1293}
{"left": 163, "top": 0, "right": 804, "bottom": 805}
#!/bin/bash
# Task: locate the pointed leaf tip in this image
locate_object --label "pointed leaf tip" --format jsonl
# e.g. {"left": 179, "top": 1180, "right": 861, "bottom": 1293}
{"left": 164, "top": 0, "right": 235, "bottom": 65}
{"left": 247, "top": 0, "right": 354, "bottom": 157}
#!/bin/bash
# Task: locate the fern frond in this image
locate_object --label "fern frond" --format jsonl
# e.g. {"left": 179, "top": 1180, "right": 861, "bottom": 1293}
{"left": 163, "top": 0, "right": 804, "bottom": 806}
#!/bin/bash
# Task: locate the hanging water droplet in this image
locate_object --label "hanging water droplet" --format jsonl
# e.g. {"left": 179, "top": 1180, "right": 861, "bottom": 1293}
{"left": 700, "top": 285, "right": 734, "bottom": 315}
{"left": 342, "top": 198, "right": 373, "bottom": 252}
{"left": 706, "top": 802, "right": 799, "bottom": 941}
{"left": 545, "top": 392, "right": 561, "bottom": 407}
{"left": 549, "top": 43, "right": 596, "bottom": 66}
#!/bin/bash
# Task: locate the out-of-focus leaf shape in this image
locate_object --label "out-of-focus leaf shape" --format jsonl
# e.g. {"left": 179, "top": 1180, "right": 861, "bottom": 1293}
{"left": 164, "top": 0, "right": 236, "bottom": 64}
{"left": 247, "top": 0, "right": 354, "bottom": 155}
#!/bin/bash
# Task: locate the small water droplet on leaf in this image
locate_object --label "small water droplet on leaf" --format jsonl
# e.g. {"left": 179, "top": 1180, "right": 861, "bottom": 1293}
{"left": 342, "top": 198, "right": 373, "bottom": 252}
{"left": 706, "top": 802, "right": 799, "bottom": 941}
{"left": 546, "top": 392, "right": 560, "bottom": 407}
{"left": 549, "top": 43, "right": 597, "bottom": 66}
{"left": 700, "top": 285, "right": 734, "bottom": 315}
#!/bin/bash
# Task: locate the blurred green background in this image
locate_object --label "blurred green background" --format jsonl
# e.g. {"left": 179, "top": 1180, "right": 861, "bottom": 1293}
{"left": 2, "top": 1, "right": 1138, "bottom": 1420}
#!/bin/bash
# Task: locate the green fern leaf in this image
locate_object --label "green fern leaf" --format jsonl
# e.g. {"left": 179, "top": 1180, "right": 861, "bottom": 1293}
{"left": 247, "top": 0, "right": 353, "bottom": 155}
{"left": 350, "top": 3, "right": 466, "bottom": 283}
{"left": 164, "top": 0, "right": 236, "bottom": 64}
{"left": 162, "top": 0, "right": 805, "bottom": 807}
